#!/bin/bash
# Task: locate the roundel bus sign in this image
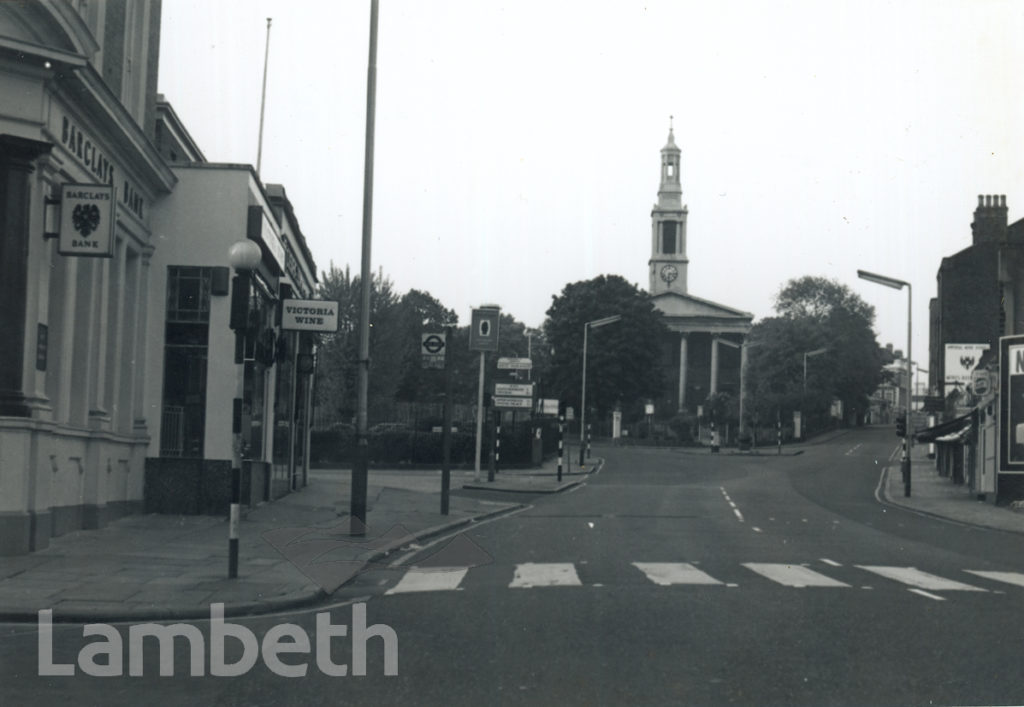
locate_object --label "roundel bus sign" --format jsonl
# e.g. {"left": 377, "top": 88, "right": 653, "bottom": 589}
{"left": 421, "top": 332, "right": 446, "bottom": 369}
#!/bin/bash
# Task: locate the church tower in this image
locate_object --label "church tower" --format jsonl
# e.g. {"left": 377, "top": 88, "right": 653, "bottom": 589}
{"left": 649, "top": 120, "right": 689, "bottom": 295}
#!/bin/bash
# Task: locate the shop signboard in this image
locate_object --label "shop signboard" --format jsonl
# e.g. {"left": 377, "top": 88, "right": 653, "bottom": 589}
{"left": 58, "top": 184, "right": 115, "bottom": 257}
{"left": 999, "top": 335, "right": 1024, "bottom": 472}
{"left": 280, "top": 299, "right": 339, "bottom": 332}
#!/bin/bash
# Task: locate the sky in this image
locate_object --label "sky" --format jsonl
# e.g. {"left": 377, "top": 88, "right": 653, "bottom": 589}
{"left": 157, "top": 0, "right": 1024, "bottom": 375}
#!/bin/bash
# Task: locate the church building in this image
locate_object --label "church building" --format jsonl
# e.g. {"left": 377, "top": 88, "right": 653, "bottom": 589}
{"left": 647, "top": 122, "right": 753, "bottom": 414}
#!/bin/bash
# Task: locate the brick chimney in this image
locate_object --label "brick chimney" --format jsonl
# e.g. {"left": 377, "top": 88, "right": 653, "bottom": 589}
{"left": 971, "top": 194, "right": 1008, "bottom": 244}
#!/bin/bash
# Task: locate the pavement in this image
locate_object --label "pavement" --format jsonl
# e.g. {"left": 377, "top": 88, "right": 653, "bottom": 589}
{"left": 880, "top": 441, "right": 1024, "bottom": 533}
{"left": 0, "top": 455, "right": 600, "bottom": 624}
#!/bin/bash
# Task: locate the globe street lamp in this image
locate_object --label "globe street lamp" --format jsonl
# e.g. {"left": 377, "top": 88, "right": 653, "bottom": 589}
{"left": 858, "top": 268, "right": 912, "bottom": 497}
{"left": 580, "top": 315, "right": 621, "bottom": 466}
{"left": 227, "top": 238, "right": 262, "bottom": 578}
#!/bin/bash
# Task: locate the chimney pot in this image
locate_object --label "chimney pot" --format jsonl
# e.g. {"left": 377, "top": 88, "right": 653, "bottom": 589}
{"left": 979, "top": 195, "right": 985, "bottom": 206}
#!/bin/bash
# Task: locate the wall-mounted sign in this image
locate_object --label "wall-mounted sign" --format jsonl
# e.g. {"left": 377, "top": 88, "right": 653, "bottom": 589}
{"left": 247, "top": 206, "right": 286, "bottom": 274}
{"left": 36, "top": 323, "right": 48, "bottom": 371}
{"left": 1000, "top": 335, "right": 1024, "bottom": 473}
{"left": 945, "top": 343, "right": 989, "bottom": 390}
{"left": 972, "top": 369, "right": 992, "bottom": 396}
{"left": 280, "top": 299, "right": 339, "bottom": 332}
{"left": 58, "top": 184, "right": 115, "bottom": 257}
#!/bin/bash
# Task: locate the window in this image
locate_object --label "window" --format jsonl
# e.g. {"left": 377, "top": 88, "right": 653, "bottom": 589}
{"left": 167, "top": 266, "right": 211, "bottom": 322}
{"left": 661, "top": 221, "right": 677, "bottom": 254}
{"left": 161, "top": 267, "right": 212, "bottom": 457}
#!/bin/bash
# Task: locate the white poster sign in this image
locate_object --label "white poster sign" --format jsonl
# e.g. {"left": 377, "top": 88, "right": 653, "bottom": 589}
{"left": 944, "top": 343, "right": 989, "bottom": 389}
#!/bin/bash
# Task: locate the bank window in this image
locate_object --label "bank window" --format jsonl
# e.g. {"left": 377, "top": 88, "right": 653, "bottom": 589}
{"left": 167, "top": 266, "right": 211, "bottom": 322}
{"left": 661, "top": 221, "right": 677, "bottom": 254}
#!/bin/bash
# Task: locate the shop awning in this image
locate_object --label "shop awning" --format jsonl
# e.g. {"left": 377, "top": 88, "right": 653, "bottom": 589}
{"left": 914, "top": 411, "right": 975, "bottom": 444}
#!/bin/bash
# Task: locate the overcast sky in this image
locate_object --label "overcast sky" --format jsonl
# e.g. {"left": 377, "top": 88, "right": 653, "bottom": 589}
{"left": 158, "top": 0, "right": 1024, "bottom": 372}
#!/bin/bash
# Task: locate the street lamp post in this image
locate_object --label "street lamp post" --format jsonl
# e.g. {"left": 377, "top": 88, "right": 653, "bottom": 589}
{"left": 858, "top": 268, "right": 912, "bottom": 497}
{"left": 579, "top": 315, "right": 621, "bottom": 467}
{"left": 801, "top": 347, "right": 828, "bottom": 440}
{"left": 227, "top": 239, "right": 262, "bottom": 579}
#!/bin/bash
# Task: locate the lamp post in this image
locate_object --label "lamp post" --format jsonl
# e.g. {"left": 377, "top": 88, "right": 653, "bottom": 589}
{"left": 579, "top": 315, "right": 621, "bottom": 466}
{"left": 858, "top": 268, "right": 912, "bottom": 497}
{"left": 227, "top": 239, "right": 262, "bottom": 579}
{"left": 800, "top": 347, "right": 828, "bottom": 440}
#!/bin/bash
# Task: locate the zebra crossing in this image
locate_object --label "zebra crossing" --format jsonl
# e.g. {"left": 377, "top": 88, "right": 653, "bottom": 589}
{"left": 380, "top": 560, "right": 1024, "bottom": 600}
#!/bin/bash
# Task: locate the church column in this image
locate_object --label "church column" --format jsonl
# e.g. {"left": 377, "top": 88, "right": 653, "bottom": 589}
{"left": 677, "top": 334, "right": 688, "bottom": 411}
{"left": 710, "top": 336, "right": 720, "bottom": 395}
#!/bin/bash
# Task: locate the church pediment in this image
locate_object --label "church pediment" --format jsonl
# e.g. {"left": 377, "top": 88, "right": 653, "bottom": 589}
{"left": 652, "top": 291, "right": 753, "bottom": 321}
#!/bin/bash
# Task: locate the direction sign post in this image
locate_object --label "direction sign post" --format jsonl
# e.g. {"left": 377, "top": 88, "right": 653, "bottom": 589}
{"left": 471, "top": 306, "right": 500, "bottom": 481}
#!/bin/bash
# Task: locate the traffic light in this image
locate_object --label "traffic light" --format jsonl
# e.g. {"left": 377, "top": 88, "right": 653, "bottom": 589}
{"left": 896, "top": 416, "right": 906, "bottom": 437}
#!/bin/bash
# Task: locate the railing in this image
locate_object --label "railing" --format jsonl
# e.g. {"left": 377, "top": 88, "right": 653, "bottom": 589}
{"left": 160, "top": 405, "right": 185, "bottom": 457}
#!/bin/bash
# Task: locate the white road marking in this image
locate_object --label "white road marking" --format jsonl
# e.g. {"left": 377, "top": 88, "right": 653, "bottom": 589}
{"left": 820, "top": 558, "right": 842, "bottom": 567}
{"left": 743, "top": 563, "right": 849, "bottom": 588}
{"left": 856, "top": 566, "right": 986, "bottom": 592}
{"left": 964, "top": 570, "right": 1024, "bottom": 588}
{"left": 385, "top": 568, "right": 468, "bottom": 595}
{"left": 720, "top": 487, "right": 744, "bottom": 523}
{"left": 510, "top": 562, "right": 582, "bottom": 588}
{"left": 633, "top": 562, "right": 724, "bottom": 586}
{"left": 752, "top": 526, "right": 762, "bottom": 533}
{"left": 908, "top": 588, "right": 945, "bottom": 601}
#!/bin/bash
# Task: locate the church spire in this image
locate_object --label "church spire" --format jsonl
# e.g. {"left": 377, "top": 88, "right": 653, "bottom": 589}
{"left": 658, "top": 117, "right": 682, "bottom": 208}
{"left": 649, "top": 118, "right": 689, "bottom": 295}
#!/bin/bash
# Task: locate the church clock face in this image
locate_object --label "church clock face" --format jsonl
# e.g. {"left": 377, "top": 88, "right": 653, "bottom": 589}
{"left": 660, "top": 264, "right": 678, "bottom": 284}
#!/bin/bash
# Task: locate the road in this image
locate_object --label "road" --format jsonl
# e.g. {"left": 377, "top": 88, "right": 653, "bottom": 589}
{"left": 5, "top": 426, "right": 1024, "bottom": 705}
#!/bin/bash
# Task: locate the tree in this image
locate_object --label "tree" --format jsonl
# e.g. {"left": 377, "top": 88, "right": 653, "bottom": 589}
{"left": 542, "top": 275, "right": 668, "bottom": 421}
{"left": 746, "top": 276, "right": 884, "bottom": 432}
{"left": 313, "top": 263, "right": 399, "bottom": 423}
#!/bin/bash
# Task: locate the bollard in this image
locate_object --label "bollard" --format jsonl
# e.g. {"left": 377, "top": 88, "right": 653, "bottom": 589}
{"left": 557, "top": 416, "right": 564, "bottom": 482}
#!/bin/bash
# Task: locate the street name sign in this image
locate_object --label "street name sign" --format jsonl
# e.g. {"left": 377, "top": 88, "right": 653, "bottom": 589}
{"left": 496, "top": 357, "right": 532, "bottom": 370}
{"left": 281, "top": 299, "right": 339, "bottom": 332}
